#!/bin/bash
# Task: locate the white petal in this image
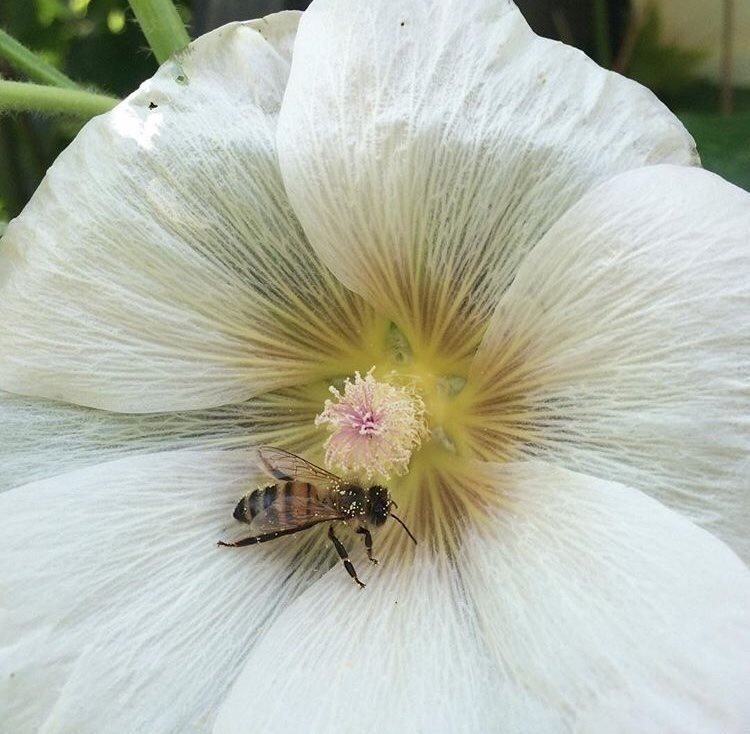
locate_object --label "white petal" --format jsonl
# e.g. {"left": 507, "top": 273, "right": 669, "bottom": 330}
{"left": 214, "top": 461, "right": 750, "bottom": 733}
{"left": 277, "top": 0, "right": 697, "bottom": 362}
{"left": 0, "top": 14, "right": 380, "bottom": 413}
{"left": 462, "top": 462, "right": 750, "bottom": 733}
{"left": 214, "top": 549, "right": 563, "bottom": 733}
{"left": 0, "top": 386, "right": 327, "bottom": 493}
{"left": 0, "top": 450, "right": 331, "bottom": 733}
{"left": 469, "top": 165, "right": 750, "bottom": 561}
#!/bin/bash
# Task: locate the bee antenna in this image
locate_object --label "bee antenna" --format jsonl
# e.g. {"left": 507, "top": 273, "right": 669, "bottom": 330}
{"left": 391, "top": 512, "right": 417, "bottom": 545}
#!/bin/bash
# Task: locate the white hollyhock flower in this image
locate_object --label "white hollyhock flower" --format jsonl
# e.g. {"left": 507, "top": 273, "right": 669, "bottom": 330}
{"left": 1, "top": 1, "right": 749, "bottom": 732}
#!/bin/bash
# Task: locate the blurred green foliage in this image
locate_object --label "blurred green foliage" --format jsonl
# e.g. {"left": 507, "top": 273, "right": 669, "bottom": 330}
{"left": 623, "top": 6, "right": 750, "bottom": 192}
{"left": 2, "top": 0, "right": 190, "bottom": 95}
{"left": 625, "top": 3, "right": 708, "bottom": 101}
{"left": 679, "top": 110, "right": 750, "bottom": 192}
{"left": 0, "top": 0, "right": 189, "bottom": 221}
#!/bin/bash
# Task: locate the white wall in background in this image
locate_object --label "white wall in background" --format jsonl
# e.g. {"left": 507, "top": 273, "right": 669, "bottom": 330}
{"left": 633, "top": 0, "right": 750, "bottom": 85}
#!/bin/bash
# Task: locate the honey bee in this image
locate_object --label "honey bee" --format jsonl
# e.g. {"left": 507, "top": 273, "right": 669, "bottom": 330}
{"left": 218, "top": 447, "right": 417, "bottom": 588}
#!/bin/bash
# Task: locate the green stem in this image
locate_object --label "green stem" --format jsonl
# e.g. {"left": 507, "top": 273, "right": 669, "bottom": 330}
{"left": 592, "top": 0, "right": 613, "bottom": 68}
{"left": 0, "top": 81, "right": 118, "bottom": 119}
{"left": 0, "top": 28, "right": 79, "bottom": 89}
{"left": 128, "top": 0, "right": 190, "bottom": 64}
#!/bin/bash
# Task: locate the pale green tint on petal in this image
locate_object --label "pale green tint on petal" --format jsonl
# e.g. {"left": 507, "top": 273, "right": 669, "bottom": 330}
{"left": 0, "top": 14, "right": 380, "bottom": 413}
{"left": 0, "top": 386, "right": 326, "bottom": 493}
{"left": 0, "top": 450, "right": 335, "bottom": 734}
{"left": 215, "top": 461, "right": 750, "bottom": 733}
{"left": 277, "top": 0, "right": 697, "bottom": 364}
{"left": 470, "top": 165, "right": 750, "bottom": 562}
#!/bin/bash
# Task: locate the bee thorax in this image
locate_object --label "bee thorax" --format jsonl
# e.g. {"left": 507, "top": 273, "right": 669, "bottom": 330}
{"left": 368, "top": 485, "right": 391, "bottom": 525}
{"left": 334, "top": 484, "right": 367, "bottom": 518}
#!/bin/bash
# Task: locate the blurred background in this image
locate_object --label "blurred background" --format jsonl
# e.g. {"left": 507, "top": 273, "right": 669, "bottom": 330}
{"left": 0, "top": 0, "right": 748, "bottom": 225}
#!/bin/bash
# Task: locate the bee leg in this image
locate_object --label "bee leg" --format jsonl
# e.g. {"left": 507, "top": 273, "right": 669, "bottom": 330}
{"left": 356, "top": 527, "right": 378, "bottom": 564}
{"left": 217, "top": 527, "right": 301, "bottom": 547}
{"left": 328, "top": 525, "right": 366, "bottom": 589}
{"left": 217, "top": 534, "right": 267, "bottom": 547}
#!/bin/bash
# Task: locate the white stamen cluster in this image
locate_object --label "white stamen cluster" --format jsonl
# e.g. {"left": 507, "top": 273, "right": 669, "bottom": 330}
{"left": 315, "top": 369, "right": 428, "bottom": 479}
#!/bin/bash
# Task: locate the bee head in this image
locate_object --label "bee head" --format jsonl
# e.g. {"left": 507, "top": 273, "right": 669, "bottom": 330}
{"left": 367, "top": 485, "right": 391, "bottom": 526}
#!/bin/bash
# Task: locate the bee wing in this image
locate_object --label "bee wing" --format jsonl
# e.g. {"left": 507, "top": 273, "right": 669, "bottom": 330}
{"left": 257, "top": 447, "right": 342, "bottom": 487}
{"left": 244, "top": 495, "right": 345, "bottom": 536}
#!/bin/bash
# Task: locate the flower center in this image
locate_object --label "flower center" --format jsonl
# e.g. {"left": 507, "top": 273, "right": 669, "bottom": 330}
{"left": 315, "top": 368, "right": 428, "bottom": 480}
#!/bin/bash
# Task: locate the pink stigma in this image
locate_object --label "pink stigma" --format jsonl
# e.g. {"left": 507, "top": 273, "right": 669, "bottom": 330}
{"left": 315, "top": 369, "right": 428, "bottom": 479}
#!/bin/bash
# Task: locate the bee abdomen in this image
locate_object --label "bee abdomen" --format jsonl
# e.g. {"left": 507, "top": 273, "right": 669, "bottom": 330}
{"left": 234, "top": 484, "right": 278, "bottom": 523}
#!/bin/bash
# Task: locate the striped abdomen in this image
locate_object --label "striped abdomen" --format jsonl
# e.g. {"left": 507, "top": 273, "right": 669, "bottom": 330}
{"left": 233, "top": 481, "right": 317, "bottom": 525}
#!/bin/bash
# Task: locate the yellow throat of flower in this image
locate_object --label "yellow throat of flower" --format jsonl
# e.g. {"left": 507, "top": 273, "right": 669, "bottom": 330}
{"left": 312, "top": 341, "right": 486, "bottom": 553}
